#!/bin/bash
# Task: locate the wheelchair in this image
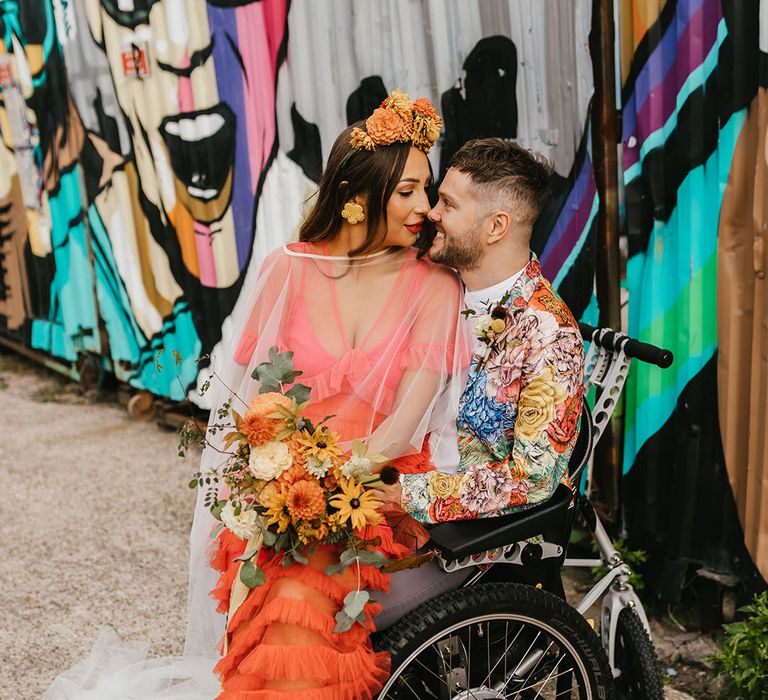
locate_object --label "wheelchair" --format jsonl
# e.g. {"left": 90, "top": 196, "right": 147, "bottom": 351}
{"left": 374, "top": 323, "right": 673, "bottom": 699}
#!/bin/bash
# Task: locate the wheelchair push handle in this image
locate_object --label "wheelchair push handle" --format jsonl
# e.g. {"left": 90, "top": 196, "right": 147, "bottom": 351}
{"left": 579, "top": 322, "right": 674, "bottom": 368}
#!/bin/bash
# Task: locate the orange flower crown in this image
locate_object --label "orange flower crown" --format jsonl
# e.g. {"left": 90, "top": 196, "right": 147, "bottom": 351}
{"left": 350, "top": 89, "right": 443, "bottom": 154}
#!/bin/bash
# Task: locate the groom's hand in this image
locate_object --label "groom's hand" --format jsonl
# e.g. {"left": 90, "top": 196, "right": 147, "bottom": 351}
{"left": 368, "top": 481, "right": 403, "bottom": 506}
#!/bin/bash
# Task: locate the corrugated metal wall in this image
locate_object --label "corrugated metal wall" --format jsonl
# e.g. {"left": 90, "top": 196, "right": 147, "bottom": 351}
{"left": 0, "top": 0, "right": 598, "bottom": 405}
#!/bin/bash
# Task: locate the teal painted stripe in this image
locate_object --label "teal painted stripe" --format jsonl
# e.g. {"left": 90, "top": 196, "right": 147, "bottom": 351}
{"left": 131, "top": 302, "right": 202, "bottom": 401}
{"left": 624, "top": 161, "right": 642, "bottom": 185}
{"left": 87, "top": 204, "right": 146, "bottom": 363}
{"left": 622, "top": 341, "right": 716, "bottom": 473}
{"left": 637, "top": 20, "right": 727, "bottom": 163}
{"left": 552, "top": 194, "right": 598, "bottom": 290}
{"left": 579, "top": 294, "right": 600, "bottom": 327}
{"left": 627, "top": 110, "right": 745, "bottom": 338}
{"left": 31, "top": 168, "right": 99, "bottom": 361}
{"left": 623, "top": 109, "right": 747, "bottom": 472}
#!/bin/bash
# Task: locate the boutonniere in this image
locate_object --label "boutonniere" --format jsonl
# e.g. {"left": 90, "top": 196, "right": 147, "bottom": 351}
{"left": 462, "top": 292, "right": 514, "bottom": 371}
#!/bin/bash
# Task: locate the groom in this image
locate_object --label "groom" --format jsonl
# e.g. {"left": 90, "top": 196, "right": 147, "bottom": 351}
{"left": 373, "top": 138, "right": 585, "bottom": 625}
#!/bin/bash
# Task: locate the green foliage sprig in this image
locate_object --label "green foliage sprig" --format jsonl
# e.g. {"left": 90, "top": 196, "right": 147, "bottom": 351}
{"left": 707, "top": 591, "right": 768, "bottom": 699}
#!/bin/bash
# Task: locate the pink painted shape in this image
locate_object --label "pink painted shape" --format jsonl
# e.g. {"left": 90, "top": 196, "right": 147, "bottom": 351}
{"left": 193, "top": 221, "right": 218, "bottom": 287}
{"left": 177, "top": 51, "right": 195, "bottom": 112}
{"left": 177, "top": 50, "right": 217, "bottom": 287}
{"left": 236, "top": 1, "right": 286, "bottom": 191}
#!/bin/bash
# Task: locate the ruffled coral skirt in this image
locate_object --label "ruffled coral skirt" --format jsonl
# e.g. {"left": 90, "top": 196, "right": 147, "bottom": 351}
{"left": 209, "top": 437, "right": 435, "bottom": 699}
{"left": 210, "top": 529, "right": 406, "bottom": 699}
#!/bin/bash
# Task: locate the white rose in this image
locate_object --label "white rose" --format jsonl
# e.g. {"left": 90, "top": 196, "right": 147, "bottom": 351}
{"left": 473, "top": 314, "right": 493, "bottom": 337}
{"left": 221, "top": 501, "right": 260, "bottom": 541}
{"left": 341, "top": 454, "right": 373, "bottom": 479}
{"left": 247, "top": 440, "right": 293, "bottom": 480}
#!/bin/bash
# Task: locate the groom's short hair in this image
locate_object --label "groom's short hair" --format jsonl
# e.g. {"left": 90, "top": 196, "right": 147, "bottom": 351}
{"left": 449, "top": 138, "right": 552, "bottom": 225}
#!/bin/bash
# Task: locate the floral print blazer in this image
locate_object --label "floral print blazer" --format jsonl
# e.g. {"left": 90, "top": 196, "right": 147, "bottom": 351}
{"left": 400, "top": 254, "right": 585, "bottom": 524}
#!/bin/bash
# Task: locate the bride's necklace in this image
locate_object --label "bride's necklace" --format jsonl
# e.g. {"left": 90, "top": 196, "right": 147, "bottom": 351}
{"left": 284, "top": 243, "right": 403, "bottom": 280}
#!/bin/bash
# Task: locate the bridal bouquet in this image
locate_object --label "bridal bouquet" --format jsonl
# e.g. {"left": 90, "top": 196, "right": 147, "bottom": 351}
{"left": 185, "top": 347, "right": 398, "bottom": 631}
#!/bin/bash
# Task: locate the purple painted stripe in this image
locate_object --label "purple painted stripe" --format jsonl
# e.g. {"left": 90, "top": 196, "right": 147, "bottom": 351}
{"left": 623, "top": 0, "right": 722, "bottom": 169}
{"left": 540, "top": 154, "right": 594, "bottom": 278}
{"left": 636, "top": 8, "right": 719, "bottom": 132}
{"left": 632, "top": 0, "right": 710, "bottom": 114}
{"left": 208, "top": 4, "right": 253, "bottom": 271}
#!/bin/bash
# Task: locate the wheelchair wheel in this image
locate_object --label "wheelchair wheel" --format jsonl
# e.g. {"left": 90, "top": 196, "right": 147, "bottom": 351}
{"left": 376, "top": 582, "right": 615, "bottom": 699}
{"left": 613, "top": 607, "right": 663, "bottom": 700}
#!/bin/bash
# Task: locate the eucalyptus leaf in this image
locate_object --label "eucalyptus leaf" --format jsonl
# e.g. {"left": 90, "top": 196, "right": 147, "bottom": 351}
{"left": 285, "top": 383, "right": 311, "bottom": 405}
{"left": 254, "top": 347, "right": 303, "bottom": 388}
{"left": 333, "top": 609, "right": 356, "bottom": 634}
{"left": 239, "top": 560, "right": 265, "bottom": 589}
{"left": 339, "top": 548, "right": 359, "bottom": 566}
{"left": 325, "top": 562, "right": 347, "bottom": 576}
{"left": 261, "top": 528, "right": 277, "bottom": 546}
{"left": 211, "top": 500, "right": 225, "bottom": 521}
{"left": 342, "top": 590, "right": 369, "bottom": 620}
{"left": 234, "top": 549, "right": 259, "bottom": 563}
{"left": 292, "top": 550, "right": 309, "bottom": 566}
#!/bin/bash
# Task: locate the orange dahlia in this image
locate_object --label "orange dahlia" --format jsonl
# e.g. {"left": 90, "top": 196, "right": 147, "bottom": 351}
{"left": 246, "top": 392, "right": 293, "bottom": 418}
{"left": 365, "top": 108, "right": 408, "bottom": 145}
{"left": 286, "top": 479, "right": 326, "bottom": 521}
{"left": 413, "top": 97, "right": 438, "bottom": 119}
{"left": 239, "top": 413, "right": 280, "bottom": 445}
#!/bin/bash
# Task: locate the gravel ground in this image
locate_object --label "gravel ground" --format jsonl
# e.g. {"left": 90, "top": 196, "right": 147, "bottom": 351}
{"left": 0, "top": 351, "right": 198, "bottom": 700}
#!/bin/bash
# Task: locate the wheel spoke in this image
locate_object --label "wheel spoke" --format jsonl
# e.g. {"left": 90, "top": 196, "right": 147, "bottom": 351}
{"left": 478, "top": 621, "right": 526, "bottom": 689}
{"left": 411, "top": 655, "right": 450, "bottom": 686}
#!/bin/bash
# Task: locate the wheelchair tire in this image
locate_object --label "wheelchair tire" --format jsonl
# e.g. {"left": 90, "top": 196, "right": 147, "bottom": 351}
{"left": 613, "top": 607, "right": 663, "bottom": 700}
{"left": 376, "top": 582, "right": 615, "bottom": 699}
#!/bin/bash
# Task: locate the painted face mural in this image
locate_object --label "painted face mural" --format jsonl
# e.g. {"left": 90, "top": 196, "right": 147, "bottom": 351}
{"left": 84, "top": 0, "right": 287, "bottom": 289}
{"left": 85, "top": 0, "right": 238, "bottom": 290}
{"left": 2, "top": 0, "right": 596, "bottom": 405}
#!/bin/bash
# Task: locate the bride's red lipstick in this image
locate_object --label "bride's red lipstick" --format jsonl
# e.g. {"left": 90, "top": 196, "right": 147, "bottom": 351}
{"left": 405, "top": 222, "right": 423, "bottom": 234}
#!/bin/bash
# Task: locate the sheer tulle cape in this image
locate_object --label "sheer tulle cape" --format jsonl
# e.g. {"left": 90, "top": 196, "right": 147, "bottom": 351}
{"left": 42, "top": 243, "right": 469, "bottom": 698}
{"left": 187, "top": 243, "right": 470, "bottom": 666}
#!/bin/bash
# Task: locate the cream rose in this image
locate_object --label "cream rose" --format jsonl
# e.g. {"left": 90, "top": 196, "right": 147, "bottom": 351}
{"left": 340, "top": 454, "right": 372, "bottom": 479}
{"left": 247, "top": 440, "right": 293, "bottom": 480}
{"left": 221, "top": 501, "right": 260, "bottom": 541}
{"left": 428, "top": 472, "right": 467, "bottom": 500}
{"left": 473, "top": 314, "right": 493, "bottom": 337}
{"left": 515, "top": 366, "right": 567, "bottom": 442}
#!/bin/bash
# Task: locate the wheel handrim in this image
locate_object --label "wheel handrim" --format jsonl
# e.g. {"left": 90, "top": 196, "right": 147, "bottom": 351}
{"left": 378, "top": 612, "right": 595, "bottom": 699}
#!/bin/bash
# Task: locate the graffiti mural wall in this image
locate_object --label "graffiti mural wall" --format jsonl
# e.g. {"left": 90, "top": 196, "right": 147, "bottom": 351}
{"left": 620, "top": 0, "right": 768, "bottom": 585}
{"left": 0, "top": 0, "right": 599, "bottom": 404}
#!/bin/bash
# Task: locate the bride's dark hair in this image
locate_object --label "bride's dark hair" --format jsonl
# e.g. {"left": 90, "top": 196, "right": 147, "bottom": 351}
{"left": 299, "top": 122, "right": 412, "bottom": 257}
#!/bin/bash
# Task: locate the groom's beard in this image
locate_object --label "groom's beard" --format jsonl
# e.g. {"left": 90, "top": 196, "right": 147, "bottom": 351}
{"left": 428, "top": 223, "right": 484, "bottom": 271}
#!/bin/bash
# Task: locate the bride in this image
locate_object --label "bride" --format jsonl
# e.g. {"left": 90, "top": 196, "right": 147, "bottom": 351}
{"left": 44, "top": 91, "right": 470, "bottom": 699}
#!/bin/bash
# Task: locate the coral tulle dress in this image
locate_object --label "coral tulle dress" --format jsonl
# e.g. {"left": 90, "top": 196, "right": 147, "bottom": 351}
{"left": 208, "top": 243, "right": 467, "bottom": 698}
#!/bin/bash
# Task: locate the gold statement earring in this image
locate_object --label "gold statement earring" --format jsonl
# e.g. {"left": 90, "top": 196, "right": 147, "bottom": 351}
{"left": 341, "top": 202, "right": 365, "bottom": 225}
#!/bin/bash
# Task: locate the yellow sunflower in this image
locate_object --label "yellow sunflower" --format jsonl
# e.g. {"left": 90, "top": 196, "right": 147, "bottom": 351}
{"left": 296, "top": 519, "right": 330, "bottom": 545}
{"left": 261, "top": 485, "right": 291, "bottom": 533}
{"left": 329, "top": 478, "right": 382, "bottom": 531}
{"left": 296, "top": 427, "right": 344, "bottom": 463}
